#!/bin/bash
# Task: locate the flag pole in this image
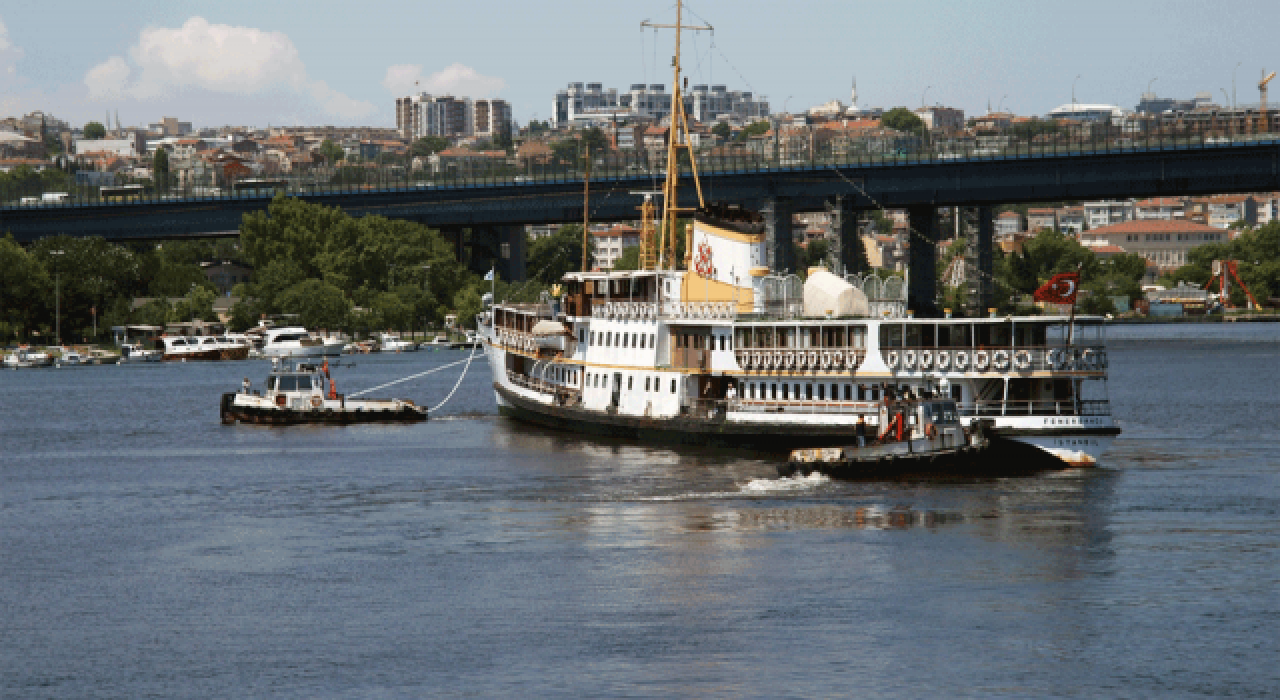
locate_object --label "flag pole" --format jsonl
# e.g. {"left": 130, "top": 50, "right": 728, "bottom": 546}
{"left": 1066, "top": 262, "right": 1082, "bottom": 348}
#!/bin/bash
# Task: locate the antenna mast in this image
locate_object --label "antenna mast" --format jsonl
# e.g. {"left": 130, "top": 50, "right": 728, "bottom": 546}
{"left": 642, "top": 0, "right": 712, "bottom": 270}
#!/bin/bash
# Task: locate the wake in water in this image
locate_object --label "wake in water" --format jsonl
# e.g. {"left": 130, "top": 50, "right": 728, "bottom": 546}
{"left": 740, "top": 472, "right": 831, "bottom": 494}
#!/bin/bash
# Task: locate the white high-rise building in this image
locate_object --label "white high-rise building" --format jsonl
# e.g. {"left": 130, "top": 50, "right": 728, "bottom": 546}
{"left": 396, "top": 93, "right": 475, "bottom": 141}
{"left": 551, "top": 81, "right": 767, "bottom": 128}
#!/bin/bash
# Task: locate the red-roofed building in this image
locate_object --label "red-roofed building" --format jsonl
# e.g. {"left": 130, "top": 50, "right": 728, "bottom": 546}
{"left": 1080, "top": 219, "right": 1229, "bottom": 279}
{"left": 589, "top": 224, "right": 641, "bottom": 270}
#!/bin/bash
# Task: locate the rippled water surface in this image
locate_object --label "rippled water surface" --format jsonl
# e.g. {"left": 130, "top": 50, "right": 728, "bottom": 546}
{"left": 3, "top": 328, "right": 1278, "bottom": 697}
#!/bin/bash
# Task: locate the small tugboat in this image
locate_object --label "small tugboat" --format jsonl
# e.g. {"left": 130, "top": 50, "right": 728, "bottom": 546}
{"left": 221, "top": 358, "right": 428, "bottom": 425}
{"left": 780, "top": 397, "right": 995, "bottom": 479}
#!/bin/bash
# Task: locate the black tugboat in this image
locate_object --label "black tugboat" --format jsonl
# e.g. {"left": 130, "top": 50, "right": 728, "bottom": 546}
{"left": 221, "top": 359, "right": 427, "bottom": 425}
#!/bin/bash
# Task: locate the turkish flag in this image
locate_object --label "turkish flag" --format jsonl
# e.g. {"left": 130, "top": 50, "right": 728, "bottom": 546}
{"left": 1034, "top": 272, "right": 1080, "bottom": 304}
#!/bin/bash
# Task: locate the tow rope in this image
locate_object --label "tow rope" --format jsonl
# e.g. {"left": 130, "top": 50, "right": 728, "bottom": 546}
{"left": 346, "top": 341, "right": 482, "bottom": 414}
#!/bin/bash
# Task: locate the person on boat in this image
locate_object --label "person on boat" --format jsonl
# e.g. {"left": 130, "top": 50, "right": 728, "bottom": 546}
{"left": 725, "top": 384, "right": 737, "bottom": 402}
{"left": 242, "top": 377, "right": 251, "bottom": 393}
{"left": 856, "top": 415, "right": 867, "bottom": 447}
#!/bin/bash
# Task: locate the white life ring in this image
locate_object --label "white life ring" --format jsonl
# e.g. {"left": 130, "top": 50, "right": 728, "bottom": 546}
{"left": 1014, "top": 349, "right": 1032, "bottom": 371}
{"left": 919, "top": 350, "right": 933, "bottom": 370}
{"left": 936, "top": 350, "right": 950, "bottom": 370}
{"left": 992, "top": 349, "right": 1011, "bottom": 371}
{"left": 833, "top": 350, "right": 844, "bottom": 368}
{"left": 902, "top": 350, "right": 917, "bottom": 370}
{"left": 752, "top": 352, "right": 761, "bottom": 368}
{"left": 1047, "top": 348, "right": 1065, "bottom": 369}
{"left": 822, "top": 351, "right": 832, "bottom": 369}
{"left": 786, "top": 351, "right": 797, "bottom": 369}
{"left": 774, "top": 351, "right": 783, "bottom": 368}
{"left": 953, "top": 350, "right": 969, "bottom": 370}
{"left": 886, "top": 351, "right": 900, "bottom": 369}
{"left": 310, "top": 395, "right": 323, "bottom": 408}
{"left": 807, "top": 351, "right": 818, "bottom": 368}
{"left": 974, "top": 350, "right": 990, "bottom": 371}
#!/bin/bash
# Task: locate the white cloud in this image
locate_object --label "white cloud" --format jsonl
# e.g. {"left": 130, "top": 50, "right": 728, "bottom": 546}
{"left": 382, "top": 62, "right": 505, "bottom": 98}
{"left": 0, "top": 17, "right": 25, "bottom": 81}
{"left": 83, "top": 17, "right": 374, "bottom": 120}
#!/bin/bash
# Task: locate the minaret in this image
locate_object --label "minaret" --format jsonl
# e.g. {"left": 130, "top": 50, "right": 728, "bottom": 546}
{"left": 850, "top": 76, "right": 857, "bottom": 109}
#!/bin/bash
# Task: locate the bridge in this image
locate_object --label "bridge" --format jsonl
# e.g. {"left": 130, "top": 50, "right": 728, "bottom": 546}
{"left": 4, "top": 129, "right": 1279, "bottom": 316}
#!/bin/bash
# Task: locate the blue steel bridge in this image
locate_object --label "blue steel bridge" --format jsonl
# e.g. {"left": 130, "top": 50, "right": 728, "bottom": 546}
{"left": 3, "top": 127, "right": 1279, "bottom": 316}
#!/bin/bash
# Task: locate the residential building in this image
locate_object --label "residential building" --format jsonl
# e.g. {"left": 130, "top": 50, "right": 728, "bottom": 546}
{"left": 1057, "top": 206, "right": 1085, "bottom": 235}
{"left": 1080, "top": 219, "right": 1228, "bottom": 279}
{"left": 1046, "top": 103, "right": 1131, "bottom": 122}
{"left": 552, "top": 81, "right": 766, "bottom": 128}
{"left": 397, "top": 93, "right": 474, "bottom": 141}
{"left": 472, "top": 99, "right": 512, "bottom": 142}
{"left": 1204, "top": 195, "right": 1256, "bottom": 230}
{"left": 1134, "top": 197, "right": 1187, "bottom": 220}
{"left": 74, "top": 135, "right": 143, "bottom": 157}
{"left": 0, "top": 131, "right": 44, "bottom": 159}
{"left": 687, "top": 84, "right": 769, "bottom": 124}
{"left": 590, "top": 224, "right": 641, "bottom": 270}
{"left": 1027, "top": 208, "right": 1057, "bottom": 232}
{"left": 1253, "top": 193, "right": 1280, "bottom": 226}
{"left": 1134, "top": 92, "right": 1214, "bottom": 115}
{"left": 1083, "top": 200, "right": 1136, "bottom": 229}
{"left": 915, "top": 106, "right": 965, "bottom": 132}
{"left": 148, "top": 117, "right": 193, "bottom": 137}
{"left": 995, "top": 210, "right": 1024, "bottom": 237}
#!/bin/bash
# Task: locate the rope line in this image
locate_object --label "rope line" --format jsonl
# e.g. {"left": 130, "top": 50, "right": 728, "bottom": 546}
{"left": 429, "top": 341, "right": 482, "bottom": 412}
{"left": 347, "top": 351, "right": 473, "bottom": 398}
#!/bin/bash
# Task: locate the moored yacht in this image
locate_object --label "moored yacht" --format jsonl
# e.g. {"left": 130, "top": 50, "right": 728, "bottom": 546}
{"left": 260, "top": 326, "right": 343, "bottom": 358}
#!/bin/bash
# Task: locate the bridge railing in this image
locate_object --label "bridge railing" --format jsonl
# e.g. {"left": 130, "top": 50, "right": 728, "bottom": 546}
{"left": 4, "top": 118, "right": 1278, "bottom": 209}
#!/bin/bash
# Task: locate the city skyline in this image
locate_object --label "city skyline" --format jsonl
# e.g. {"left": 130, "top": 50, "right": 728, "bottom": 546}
{"left": 1, "top": 0, "right": 1278, "bottom": 128}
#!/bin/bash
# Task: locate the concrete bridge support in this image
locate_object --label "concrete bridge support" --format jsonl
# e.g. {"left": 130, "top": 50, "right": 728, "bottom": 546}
{"left": 966, "top": 207, "right": 995, "bottom": 314}
{"left": 762, "top": 197, "right": 796, "bottom": 275}
{"left": 907, "top": 205, "right": 940, "bottom": 317}
{"left": 826, "top": 196, "right": 868, "bottom": 275}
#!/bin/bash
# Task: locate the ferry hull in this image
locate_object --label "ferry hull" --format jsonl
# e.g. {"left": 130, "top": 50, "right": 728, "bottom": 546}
{"left": 220, "top": 393, "right": 427, "bottom": 425}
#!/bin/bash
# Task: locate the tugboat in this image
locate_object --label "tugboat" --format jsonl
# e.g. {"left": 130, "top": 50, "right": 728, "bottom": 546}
{"left": 780, "top": 396, "right": 996, "bottom": 479}
{"left": 221, "top": 358, "right": 428, "bottom": 425}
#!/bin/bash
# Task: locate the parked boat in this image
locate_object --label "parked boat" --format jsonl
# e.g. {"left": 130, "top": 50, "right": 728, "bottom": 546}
{"left": 157, "top": 336, "right": 222, "bottom": 361}
{"left": 120, "top": 343, "right": 162, "bottom": 363}
{"left": 379, "top": 333, "right": 418, "bottom": 353}
{"left": 221, "top": 359, "right": 427, "bottom": 425}
{"left": 54, "top": 346, "right": 84, "bottom": 366}
{"left": 260, "top": 326, "right": 343, "bottom": 358}
{"left": 86, "top": 348, "right": 122, "bottom": 365}
{"left": 3, "top": 346, "right": 54, "bottom": 368}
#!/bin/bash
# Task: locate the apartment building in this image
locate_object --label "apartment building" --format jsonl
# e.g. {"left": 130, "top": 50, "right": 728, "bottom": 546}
{"left": 687, "top": 85, "right": 770, "bottom": 124}
{"left": 1134, "top": 197, "right": 1187, "bottom": 220}
{"left": 552, "top": 81, "right": 767, "bottom": 128}
{"left": 1057, "top": 206, "right": 1085, "bottom": 235}
{"left": 1027, "top": 208, "right": 1057, "bottom": 232}
{"left": 590, "top": 224, "right": 641, "bottom": 270}
{"left": 396, "top": 93, "right": 474, "bottom": 141}
{"left": 1083, "top": 200, "right": 1136, "bottom": 229}
{"left": 1080, "top": 219, "right": 1227, "bottom": 278}
{"left": 1205, "top": 195, "right": 1256, "bottom": 229}
{"left": 995, "top": 210, "right": 1024, "bottom": 237}
{"left": 472, "top": 99, "right": 512, "bottom": 141}
{"left": 915, "top": 106, "right": 965, "bottom": 132}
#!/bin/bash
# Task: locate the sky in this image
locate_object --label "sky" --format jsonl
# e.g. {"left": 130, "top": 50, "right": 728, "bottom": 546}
{"left": 1, "top": 0, "right": 1278, "bottom": 130}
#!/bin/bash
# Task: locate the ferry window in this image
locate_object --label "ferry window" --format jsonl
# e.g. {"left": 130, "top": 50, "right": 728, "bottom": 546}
{"left": 628, "top": 376, "right": 633, "bottom": 390}
{"left": 952, "top": 385, "right": 963, "bottom": 402}
{"left": 831, "top": 384, "right": 839, "bottom": 401}
{"left": 267, "top": 376, "right": 277, "bottom": 391}
{"left": 782, "top": 384, "right": 789, "bottom": 400}
{"left": 640, "top": 334, "right": 646, "bottom": 349}
{"left": 844, "top": 385, "right": 852, "bottom": 401}
{"left": 806, "top": 384, "right": 813, "bottom": 400}
{"left": 736, "top": 328, "right": 749, "bottom": 348}
{"left": 719, "top": 335, "right": 726, "bottom": 352}
{"left": 670, "top": 379, "right": 676, "bottom": 394}
{"left": 817, "top": 384, "right": 824, "bottom": 400}
{"left": 622, "top": 334, "right": 628, "bottom": 348}
{"left": 649, "top": 334, "right": 655, "bottom": 348}
{"left": 297, "top": 376, "right": 312, "bottom": 391}
{"left": 632, "top": 333, "right": 638, "bottom": 347}
{"left": 872, "top": 388, "right": 880, "bottom": 401}
{"left": 590, "top": 332, "right": 595, "bottom": 345}
{"left": 277, "top": 376, "right": 297, "bottom": 392}
{"left": 579, "top": 329, "right": 585, "bottom": 345}
{"left": 905, "top": 325, "right": 922, "bottom": 347}
{"left": 607, "top": 332, "right": 613, "bottom": 347}
{"left": 770, "top": 383, "right": 777, "bottom": 400}
{"left": 645, "top": 377, "right": 651, "bottom": 391}
{"left": 879, "top": 325, "right": 903, "bottom": 348}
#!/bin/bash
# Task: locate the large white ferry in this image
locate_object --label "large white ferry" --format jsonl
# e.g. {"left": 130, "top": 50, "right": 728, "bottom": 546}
{"left": 476, "top": 0, "right": 1119, "bottom": 468}
{"left": 478, "top": 211, "right": 1119, "bottom": 467}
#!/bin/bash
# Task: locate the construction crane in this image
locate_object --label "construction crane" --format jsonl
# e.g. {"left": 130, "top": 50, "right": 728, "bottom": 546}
{"left": 1205, "top": 259, "right": 1261, "bottom": 311}
{"left": 1259, "top": 70, "right": 1275, "bottom": 122}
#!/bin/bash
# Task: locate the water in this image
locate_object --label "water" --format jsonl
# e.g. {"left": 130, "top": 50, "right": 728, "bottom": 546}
{"left": 3, "top": 331, "right": 1278, "bottom": 698}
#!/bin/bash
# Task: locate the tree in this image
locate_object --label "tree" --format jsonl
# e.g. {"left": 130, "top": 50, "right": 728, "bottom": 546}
{"left": 613, "top": 246, "right": 640, "bottom": 271}
{"left": 83, "top": 121, "right": 106, "bottom": 140}
{"left": 172, "top": 285, "right": 218, "bottom": 323}
{"left": 410, "top": 136, "right": 450, "bottom": 157}
{"left": 582, "top": 127, "right": 609, "bottom": 155}
{"left": 880, "top": 107, "right": 924, "bottom": 134}
{"left": 711, "top": 122, "right": 733, "bottom": 142}
{"left": 527, "top": 224, "right": 591, "bottom": 280}
{"left": 524, "top": 120, "right": 551, "bottom": 136}
{"left": 736, "top": 120, "right": 770, "bottom": 141}
{"left": 277, "top": 279, "right": 351, "bottom": 330}
{"left": 319, "top": 138, "right": 345, "bottom": 164}
{"left": 153, "top": 148, "right": 170, "bottom": 191}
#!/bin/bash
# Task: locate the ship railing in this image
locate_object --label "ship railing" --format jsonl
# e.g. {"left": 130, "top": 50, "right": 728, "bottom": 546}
{"left": 880, "top": 344, "right": 1108, "bottom": 373}
{"left": 506, "top": 370, "right": 580, "bottom": 403}
{"left": 735, "top": 347, "right": 866, "bottom": 372}
{"left": 590, "top": 300, "right": 737, "bottom": 321}
{"left": 495, "top": 329, "right": 540, "bottom": 354}
{"left": 729, "top": 399, "right": 880, "bottom": 415}
{"left": 958, "top": 399, "right": 1112, "bottom": 417}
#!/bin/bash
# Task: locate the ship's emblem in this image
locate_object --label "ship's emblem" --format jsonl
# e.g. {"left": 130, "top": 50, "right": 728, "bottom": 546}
{"left": 694, "top": 240, "right": 714, "bottom": 278}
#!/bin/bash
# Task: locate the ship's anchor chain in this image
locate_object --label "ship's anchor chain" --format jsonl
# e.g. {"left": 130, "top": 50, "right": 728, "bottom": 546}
{"left": 346, "top": 340, "right": 482, "bottom": 413}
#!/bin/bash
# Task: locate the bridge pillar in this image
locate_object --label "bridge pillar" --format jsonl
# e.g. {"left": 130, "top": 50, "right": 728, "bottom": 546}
{"left": 826, "top": 196, "right": 868, "bottom": 274}
{"left": 762, "top": 197, "right": 796, "bottom": 274}
{"left": 496, "top": 225, "right": 527, "bottom": 282}
{"left": 966, "top": 207, "right": 995, "bottom": 314}
{"left": 906, "top": 205, "right": 940, "bottom": 317}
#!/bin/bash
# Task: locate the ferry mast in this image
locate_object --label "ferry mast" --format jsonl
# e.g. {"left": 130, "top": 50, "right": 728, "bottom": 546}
{"left": 642, "top": 1, "right": 711, "bottom": 270}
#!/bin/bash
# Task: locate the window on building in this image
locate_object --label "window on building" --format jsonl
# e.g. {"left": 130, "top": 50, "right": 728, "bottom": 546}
{"left": 670, "top": 379, "right": 677, "bottom": 394}
{"left": 640, "top": 335, "right": 646, "bottom": 349}
{"left": 622, "top": 334, "right": 628, "bottom": 348}
{"left": 628, "top": 376, "right": 633, "bottom": 390}
{"left": 631, "top": 333, "right": 637, "bottom": 347}
{"left": 645, "top": 377, "right": 650, "bottom": 391}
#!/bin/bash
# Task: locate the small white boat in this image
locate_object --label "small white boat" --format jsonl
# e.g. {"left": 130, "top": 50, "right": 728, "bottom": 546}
{"left": 54, "top": 347, "right": 84, "bottom": 366}
{"left": 86, "top": 348, "right": 122, "bottom": 365}
{"left": 158, "top": 336, "right": 222, "bottom": 361}
{"left": 379, "top": 333, "right": 418, "bottom": 353}
{"left": 261, "top": 326, "right": 342, "bottom": 358}
{"left": 120, "top": 343, "right": 162, "bottom": 362}
{"left": 3, "top": 346, "right": 54, "bottom": 368}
